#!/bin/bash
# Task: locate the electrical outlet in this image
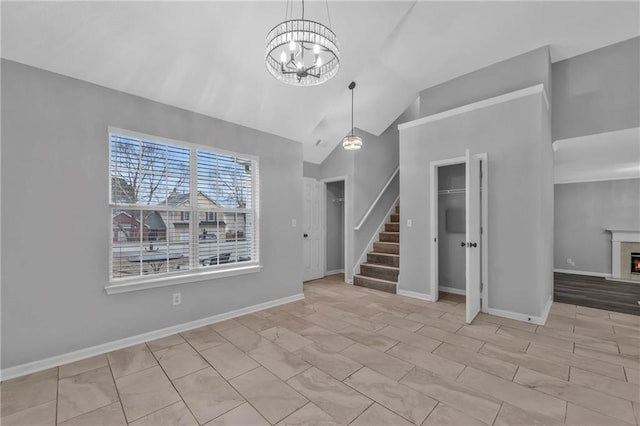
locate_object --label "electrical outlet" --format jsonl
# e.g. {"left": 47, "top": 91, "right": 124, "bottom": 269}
{"left": 407, "top": 219, "right": 412, "bottom": 227}
{"left": 172, "top": 293, "right": 181, "bottom": 306}
{"left": 292, "top": 219, "right": 297, "bottom": 228}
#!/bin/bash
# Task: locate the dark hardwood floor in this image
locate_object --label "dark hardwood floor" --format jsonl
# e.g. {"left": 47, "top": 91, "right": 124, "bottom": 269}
{"left": 554, "top": 272, "right": 640, "bottom": 315}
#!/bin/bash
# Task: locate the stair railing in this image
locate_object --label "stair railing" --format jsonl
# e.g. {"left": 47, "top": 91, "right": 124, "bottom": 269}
{"left": 354, "top": 167, "right": 399, "bottom": 231}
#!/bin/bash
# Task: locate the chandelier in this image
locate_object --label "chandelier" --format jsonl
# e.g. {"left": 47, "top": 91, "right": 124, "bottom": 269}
{"left": 265, "top": 0, "right": 340, "bottom": 86}
{"left": 342, "top": 81, "right": 363, "bottom": 150}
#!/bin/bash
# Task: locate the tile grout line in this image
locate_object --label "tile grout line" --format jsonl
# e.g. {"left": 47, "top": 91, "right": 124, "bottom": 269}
{"left": 105, "top": 351, "right": 129, "bottom": 425}
{"left": 55, "top": 367, "right": 60, "bottom": 425}
{"left": 145, "top": 341, "right": 202, "bottom": 425}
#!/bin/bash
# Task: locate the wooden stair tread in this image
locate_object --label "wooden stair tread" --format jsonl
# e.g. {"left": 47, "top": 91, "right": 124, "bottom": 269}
{"left": 361, "top": 263, "right": 399, "bottom": 271}
{"left": 354, "top": 274, "right": 397, "bottom": 284}
{"left": 369, "top": 252, "right": 399, "bottom": 257}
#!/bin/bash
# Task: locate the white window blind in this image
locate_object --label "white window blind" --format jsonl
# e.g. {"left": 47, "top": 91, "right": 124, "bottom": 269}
{"left": 109, "top": 131, "right": 259, "bottom": 282}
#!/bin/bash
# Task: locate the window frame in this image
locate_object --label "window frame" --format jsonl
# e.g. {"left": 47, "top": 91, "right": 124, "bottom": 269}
{"left": 106, "top": 127, "right": 261, "bottom": 295}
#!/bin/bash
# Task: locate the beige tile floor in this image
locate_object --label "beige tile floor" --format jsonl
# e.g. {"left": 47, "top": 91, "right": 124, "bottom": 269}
{"left": 2, "top": 274, "right": 639, "bottom": 425}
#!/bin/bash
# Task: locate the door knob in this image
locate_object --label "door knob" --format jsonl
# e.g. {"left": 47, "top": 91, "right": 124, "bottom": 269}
{"left": 461, "top": 242, "right": 466, "bottom": 247}
{"left": 304, "top": 233, "right": 308, "bottom": 238}
{"left": 469, "top": 242, "right": 477, "bottom": 248}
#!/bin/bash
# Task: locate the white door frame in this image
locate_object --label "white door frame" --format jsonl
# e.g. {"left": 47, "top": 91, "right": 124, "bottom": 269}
{"left": 478, "top": 153, "right": 489, "bottom": 312}
{"left": 429, "top": 155, "right": 488, "bottom": 310}
{"left": 321, "top": 175, "right": 349, "bottom": 281}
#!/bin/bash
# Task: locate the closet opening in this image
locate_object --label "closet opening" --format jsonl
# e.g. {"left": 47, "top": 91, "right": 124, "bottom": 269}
{"left": 437, "top": 163, "right": 467, "bottom": 298}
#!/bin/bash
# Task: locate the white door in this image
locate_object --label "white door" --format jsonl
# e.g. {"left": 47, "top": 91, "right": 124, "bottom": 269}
{"left": 465, "top": 150, "right": 482, "bottom": 323}
{"left": 303, "top": 177, "right": 325, "bottom": 281}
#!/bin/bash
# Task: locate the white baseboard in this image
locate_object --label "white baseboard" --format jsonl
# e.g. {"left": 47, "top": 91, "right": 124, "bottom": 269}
{"left": 605, "top": 276, "right": 640, "bottom": 284}
{"left": 397, "top": 289, "right": 435, "bottom": 302}
{"left": 554, "top": 268, "right": 611, "bottom": 278}
{"left": 325, "top": 269, "right": 345, "bottom": 276}
{"left": 484, "top": 295, "right": 553, "bottom": 326}
{"left": 439, "top": 286, "right": 466, "bottom": 296}
{"left": 0, "top": 293, "right": 304, "bottom": 381}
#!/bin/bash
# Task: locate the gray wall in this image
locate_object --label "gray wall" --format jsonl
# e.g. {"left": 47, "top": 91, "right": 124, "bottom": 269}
{"left": 552, "top": 37, "right": 640, "bottom": 141}
{"left": 438, "top": 164, "right": 466, "bottom": 291}
{"left": 303, "top": 161, "right": 321, "bottom": 179}
{"left": 316, "top": 99, "right": 418, "bottom": 281}
{"left": 420, "top": 46, "right": 551, "bottom": 118}
{"left": 1, "top": 60, "right": 304, "bottom": 369}
{"left": 552, "top": 37, "right": 640, "bottom": 280}
{"left": 400, "top": 92, "right": 553, "bottom": 317}
{"left": 401, "top": 47, "right": 553, "bottom": 317}
{"left": 555, "top": 179, "right": 640, "bottom": 274}
{"left": 326, "top": 181, "right": 345, "bottom": 273}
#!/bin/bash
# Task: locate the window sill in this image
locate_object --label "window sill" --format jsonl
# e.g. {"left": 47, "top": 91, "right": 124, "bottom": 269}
{"left": 105, "top": 264, "right": 262, "bottom": 295}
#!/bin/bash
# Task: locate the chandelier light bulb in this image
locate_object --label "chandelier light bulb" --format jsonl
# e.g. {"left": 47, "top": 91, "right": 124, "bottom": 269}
{"left": 313, "top": 44, "right": 320, "bottom": 54}
{"left": 296, "top": 61, "right": 302, "bottom": 69}
{"left": 280, "top": 51, "right": 287, "bottom": 63}
{"left": 316, "top": 57, "right": 323, "bottom": 67}
{"left": 289, "top": 40, "right": 296, "bottom": 51}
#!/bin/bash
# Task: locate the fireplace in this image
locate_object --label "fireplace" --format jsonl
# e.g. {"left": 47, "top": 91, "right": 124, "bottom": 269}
{"left": 632, "top": 253, "right": 640, "bottom": 275}
{"left": 608, "top": 230, "right": 640, "bottom": 282}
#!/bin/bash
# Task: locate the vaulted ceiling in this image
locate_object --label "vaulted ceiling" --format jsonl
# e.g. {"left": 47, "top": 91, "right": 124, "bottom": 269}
{"left": 2, "top": 1, "right": 639, "bottom": 163}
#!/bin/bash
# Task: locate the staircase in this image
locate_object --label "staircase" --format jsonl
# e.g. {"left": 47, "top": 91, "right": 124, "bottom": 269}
{"left": 353, "top": 205, "right": 400, "bottom": 294}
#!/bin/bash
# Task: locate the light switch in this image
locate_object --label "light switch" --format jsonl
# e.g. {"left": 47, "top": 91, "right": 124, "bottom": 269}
{"left": 291, "top": 219, "right": 297, "bottom": 228}
{"left": 407, "top": 219, "right": 412, "bottom": 227}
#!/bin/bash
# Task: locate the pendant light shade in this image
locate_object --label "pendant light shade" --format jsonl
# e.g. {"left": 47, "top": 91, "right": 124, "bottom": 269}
{"left": 342, "top": 135, "right": 363, "bottom": 150}
{"left": 342, "top": 81, "right": 362, "bottom": 150}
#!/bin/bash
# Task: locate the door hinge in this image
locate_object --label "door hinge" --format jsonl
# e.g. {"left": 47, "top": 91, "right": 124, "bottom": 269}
{"left": 480, "top": 282, "right": 484, "bottom": 292}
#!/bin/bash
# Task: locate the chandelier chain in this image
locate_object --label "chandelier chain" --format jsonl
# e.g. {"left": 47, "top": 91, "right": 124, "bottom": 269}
{"left": 325, "top": 0, "right": 333, "bottom": 34}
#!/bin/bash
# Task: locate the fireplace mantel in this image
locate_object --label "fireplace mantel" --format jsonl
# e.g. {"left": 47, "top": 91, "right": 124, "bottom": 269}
{"left": 608, "top": 230, "right": 640, "bottom": 243}
{"left": 607, "top": 229, "right": 640, "bottom": 281}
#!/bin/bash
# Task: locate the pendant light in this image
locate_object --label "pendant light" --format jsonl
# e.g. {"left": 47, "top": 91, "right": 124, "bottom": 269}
{"left": 342, "top": 81, "right": 363, "bottom": 150}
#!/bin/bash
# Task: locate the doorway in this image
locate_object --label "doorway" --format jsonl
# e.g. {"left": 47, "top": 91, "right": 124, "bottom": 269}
{"left": 437, "top": 163, "right": 467, "bottom": 296}
{"left": 325, "top": 180, "right": 345, "bottom": 276}
{"left": 430, "top": 151, "right": 488, "bottom": 323}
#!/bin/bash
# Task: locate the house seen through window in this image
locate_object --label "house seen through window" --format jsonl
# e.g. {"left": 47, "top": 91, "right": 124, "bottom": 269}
{"left": 110, "top": 131, "right": 258, "bottom": 281}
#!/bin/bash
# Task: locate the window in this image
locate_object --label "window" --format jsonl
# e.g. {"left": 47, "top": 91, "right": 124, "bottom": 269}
{"left": 109, "top": 129, "right": 259, "bottom": 284}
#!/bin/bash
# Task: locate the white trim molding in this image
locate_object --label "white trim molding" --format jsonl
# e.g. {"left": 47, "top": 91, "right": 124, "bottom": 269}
{"left": 398, "top": 84, "right": 549, "bottom": 131}
{"left": 105, "top": 264, "right": 262, "bottom": 294}
{"left": 397, "top": 289, "right": 435, "bottom": 302}
{"left": 553, "top": 268, "right": 612, "bottom": 278}
{"left": 484, "top": 296, "right": 553, "bottom": 326}
{"left": 439, "top": 286, "right": 466, "bottom": 296}
{"left": 1, "top": 293, "right": 303, "bottom": 381}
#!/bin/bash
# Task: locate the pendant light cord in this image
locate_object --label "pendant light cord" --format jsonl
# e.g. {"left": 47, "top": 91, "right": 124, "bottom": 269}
{"left": 351, "top": 87, "right": 354, "bottom": 137}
